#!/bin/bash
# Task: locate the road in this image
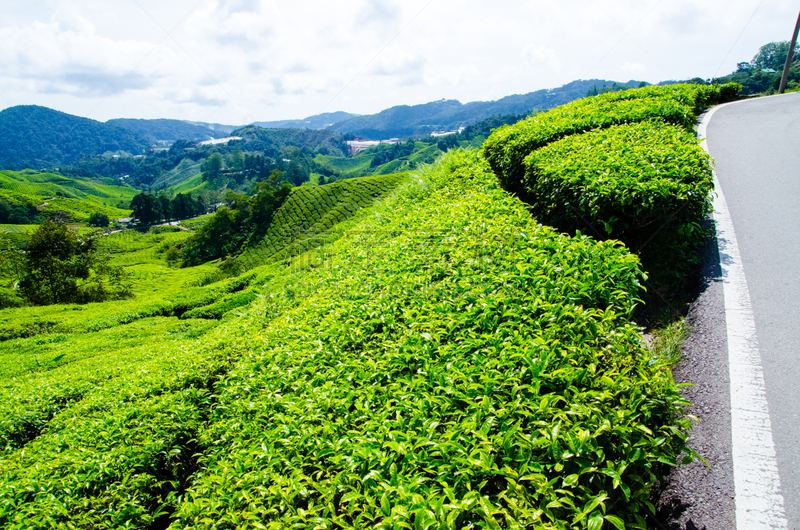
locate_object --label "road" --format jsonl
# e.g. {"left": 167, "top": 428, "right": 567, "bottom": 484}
{"left": 656, "top": 92, "right": 800, "bottom": 529}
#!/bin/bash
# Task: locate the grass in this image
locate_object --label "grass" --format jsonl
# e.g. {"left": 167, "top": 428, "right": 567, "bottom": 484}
{"left": 647, "top": 319, "right": 690, "bottom": 368}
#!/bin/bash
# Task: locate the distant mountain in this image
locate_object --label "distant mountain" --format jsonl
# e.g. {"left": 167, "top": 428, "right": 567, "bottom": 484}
{"left": 0, "top": 106, "right": 151, "bottom": 170}
{"left": 231, "top": 126, "right": 349, "bottom": 158}
{"left": 107, "top": 118, "right": 230, "bottom": 144}
{"left": 329, "top": 79, "right": 645, "bottom": 139}
{"left": 183, "top": 121, "right": 240, "bottom": 136}
{"left": 252, "top": 111, "right": 360, "bottom": 131}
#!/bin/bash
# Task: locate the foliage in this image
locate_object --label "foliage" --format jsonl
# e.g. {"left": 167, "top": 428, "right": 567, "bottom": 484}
{"left": 87, "top": 212, "right": 110, "bottom": 227}
{"left": 130, "top": 191, "right": 206, "bottom": 225}
{"left": 0, "top": 202, "right": 39, "bottom": 224}
{"left": 714, "top": 40, "right": 800, "bottom": 95}
{"left": 180, "top": 180, "right": 292, "bottom": 266}
{"left": 15, "top": 220, "right": 130, "bottom": 306}
{"left": 522, "top": 120, "right": 714, "bottom": 285}
{"left": 233, "top": 172, "right": 408, "bottom": 271}
{"left": 0, "top": 150, "right": 694, "bottom": 529}
{"left": 0, "top": 145, "right": 701, "bottom": 529}
{"left": 750, "top": 40, "right": 800, "bottom": 71}
{"left": 168, "top": 151, "right": 690, "bottom": 529}
{"left": 482, "top": 83, "right": 740, "bottom": 197}
{"left": 232, "top": 126, "right": 349, "bottom": 158}
{"left": 0, "top": 106, "right": 150, "bottom": 170}
{"left": 370, "top": 139, "right": 418, "bottom": 167}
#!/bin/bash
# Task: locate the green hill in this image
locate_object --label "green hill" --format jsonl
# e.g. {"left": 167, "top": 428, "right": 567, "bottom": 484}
{"left": 253, "top": 111, "right": 360, "bottom": 130}
{"left": 0, "top": 147, "right": 691, "bottom": 528}
{"left": 0, "top": 106, "right": 151, "bottom": 170}
{"left": 230, "top": 172, "right": 409, "bottom": 272}
{"left": 106, "top": 118, "right": 228, "bottom": 145}
{"left": 0, "top": 169, "right": 138, "bottom": 224}
{"left": 232, "top": 126, "right": 350, "bottom": 158}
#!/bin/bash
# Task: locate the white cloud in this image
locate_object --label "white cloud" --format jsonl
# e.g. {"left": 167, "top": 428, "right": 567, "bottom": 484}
{"left": 522, "top": 45, "right": 561, "bottom": 72}
{"left": 621, "top": 61, "right": 647, "bottom": 73}
{"left": 0, "top": 0, "right": 796, "bottom": 122}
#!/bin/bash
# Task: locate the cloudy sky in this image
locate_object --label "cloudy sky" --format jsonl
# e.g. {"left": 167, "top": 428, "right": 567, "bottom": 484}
{"left": 0, "top": 0, "right": 795, "bottom": 124}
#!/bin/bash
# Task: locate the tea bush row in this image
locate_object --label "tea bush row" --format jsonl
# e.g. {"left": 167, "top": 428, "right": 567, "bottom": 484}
{"left": 0, "top": 317, "right": 216, "bottom": 455}
{"left": 0, "top": 270, "right": 252, "bottom": 341}
{"left": 233, "top": 173, "right": 407, "bottom": 270}
{"left": 522, "top": 120, "right": 714, "bottom": 284}
{"left": 482, "top": 83, "right": 739, "bottom": 196}
{"left": 0, "top": 268, "right": 307, "bottom": 528}
{"left": 0, "top": 151, "right": 693, "bottom": 528}
{"left": 168, "top": 151, "right": 691, "bottom": 529}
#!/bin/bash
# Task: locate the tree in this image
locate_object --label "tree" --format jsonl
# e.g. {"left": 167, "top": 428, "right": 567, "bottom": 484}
{"left": 17, "top": 220, "right": 130, "bottom": 305}
{"left": 229, "top": 148, "right": 245, "bottom": 170}
{"left": 88, "top": 212, "right": 110, "bottom": 227}
{"left": 201, "top": 152, "right": 224, "bottom": 179}
{"left": 159, "top": 195, "right": 172, "bottom": 221}
{"left": 751, "top": 41, "right": 800, "bottom": 71}
{"left": 131, "top": 192, "right": 163, "bottom": 225}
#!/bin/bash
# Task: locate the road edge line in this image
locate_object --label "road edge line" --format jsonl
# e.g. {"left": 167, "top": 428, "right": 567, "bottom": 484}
{"left": 698, "top": 102, "right": 788, "bottom": 530}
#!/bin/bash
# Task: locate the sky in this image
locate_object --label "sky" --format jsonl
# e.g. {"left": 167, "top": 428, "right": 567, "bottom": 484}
{"left": 0, "top": 0, "right": 796, "bottom": 125}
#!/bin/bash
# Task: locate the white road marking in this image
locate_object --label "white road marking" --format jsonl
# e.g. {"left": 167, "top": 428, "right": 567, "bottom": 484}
{"left": 699, "top": 102, "right": 788, "bottom": 530}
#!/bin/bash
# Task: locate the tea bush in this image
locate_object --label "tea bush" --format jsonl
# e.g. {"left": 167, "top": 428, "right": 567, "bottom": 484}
{"left": 231, "top": 172, "right": 407, "bottom": 270}
{"left": 0, "top": 150, "right": 695, "bottom": 529}
{"left": 522, "top": 120, "right": 714, "bottom": 284}
{"left": 169, "top": 151, "right": 691, "bottom": 529}
{"left": 482, "top": 83, "right": 739, "bottom": 196}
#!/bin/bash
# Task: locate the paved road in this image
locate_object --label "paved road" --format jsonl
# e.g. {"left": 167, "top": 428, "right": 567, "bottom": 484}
{"left": 709, "top": 93, "right": 800, "bottom": 529}
{"left": 658, "top": 93, "right": 800, "bottom": 529}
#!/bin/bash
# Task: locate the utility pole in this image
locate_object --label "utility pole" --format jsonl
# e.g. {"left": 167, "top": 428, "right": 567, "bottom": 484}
{"left": 779, "top": 9, "right": 800, "bottom": 94}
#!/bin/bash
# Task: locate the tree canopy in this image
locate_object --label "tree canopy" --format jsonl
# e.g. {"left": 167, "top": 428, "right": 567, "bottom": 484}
{"left": 181, "top": 175, "right": 291, "bottom": 266}
{"left": 750, "top": 41, "right": 800, "bottom": 71}
{"left": 15, "top": 220, "right": 130, "bottom": 305}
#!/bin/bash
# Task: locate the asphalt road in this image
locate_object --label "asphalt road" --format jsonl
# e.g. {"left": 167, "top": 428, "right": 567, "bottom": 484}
{"left": 657, "top": 92, "right": 800, "bottom": 529}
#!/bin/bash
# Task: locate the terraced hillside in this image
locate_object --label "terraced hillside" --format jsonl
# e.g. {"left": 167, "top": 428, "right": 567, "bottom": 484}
{"left": 483, "top": 82, "right": 740, "bottom": 287}
{"left": 232, "top": 172, "right": 408, "bottom": 270}
{"left": 0, "top": 169, "right": 137, "bottom": 223}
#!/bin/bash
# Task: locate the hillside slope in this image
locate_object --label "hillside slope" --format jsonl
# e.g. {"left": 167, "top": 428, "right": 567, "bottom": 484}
{"left": 0, "top": 169, "right": 137, "bottom": 223}
{"left": 229, "top": 172, "right": 408, "bottom": 272}
{"left": 253, "top": 111, "right": 360, "bottom": 130}
{"left": 0, "top": 106, "right": 150, "bottom": 170}
{"left": 106, "top": 118, "right": 227, "bottom": 144}
{"left": 0, "top": 149, "right": 690, "bottom": 529}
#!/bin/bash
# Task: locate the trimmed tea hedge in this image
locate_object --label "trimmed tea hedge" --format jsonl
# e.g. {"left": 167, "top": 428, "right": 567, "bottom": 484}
{"left": 232, "top": 173, "right": 408, "bottom": 269}
{"left": 168, "top": 151, "right": 691, "bottom": 529}
{"left": 482, "top": 83, "right": 739, "bottom": 196}
{"left": 522, "top": 120, "right": 714, "bottom": 283}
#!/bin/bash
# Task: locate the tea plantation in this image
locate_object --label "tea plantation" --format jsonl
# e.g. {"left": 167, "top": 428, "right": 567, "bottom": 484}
{"left": 0, "top": 169, "right": 137, "bottom": 223}
{"left": 0, "top": 83, "right": 739, "bottom": 528}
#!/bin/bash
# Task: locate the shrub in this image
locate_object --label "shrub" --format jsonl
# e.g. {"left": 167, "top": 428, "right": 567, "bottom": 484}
{"left": 169, "top": 151, "right": 692, "bottom": 529}
{"left": 87, "top": 212, "right": 110, "bottom": 227}
{"left": 522, "top": 120, "right": 714, "bottom": 284}
{"left": 482, "top": 83, "right": 740, "bottom": 196}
